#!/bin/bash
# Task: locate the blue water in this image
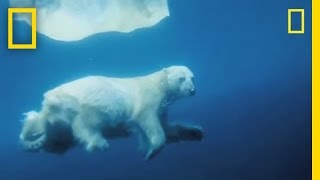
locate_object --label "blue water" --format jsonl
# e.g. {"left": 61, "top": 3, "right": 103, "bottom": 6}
{"left": 0, "top": 0, "right": 311, "bottom": 179}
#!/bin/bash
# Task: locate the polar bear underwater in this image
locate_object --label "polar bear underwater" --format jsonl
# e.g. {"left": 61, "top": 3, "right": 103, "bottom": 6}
{"left": 19, "top": 66, "right": 203, "bottom": 159}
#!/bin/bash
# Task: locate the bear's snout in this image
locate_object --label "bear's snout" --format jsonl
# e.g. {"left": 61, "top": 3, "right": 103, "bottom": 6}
{"left": 190, "top": 88, "right": 196, "bottom": 96}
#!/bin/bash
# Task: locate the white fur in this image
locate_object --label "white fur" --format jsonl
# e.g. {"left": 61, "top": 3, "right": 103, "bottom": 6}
{"left": 19, "top": 66, "right": 202, "bottom": 159}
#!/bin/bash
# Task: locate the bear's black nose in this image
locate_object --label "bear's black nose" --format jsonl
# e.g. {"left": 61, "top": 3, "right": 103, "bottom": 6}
{"left": 190, "top": 89, "right": 196, "bottom": 96}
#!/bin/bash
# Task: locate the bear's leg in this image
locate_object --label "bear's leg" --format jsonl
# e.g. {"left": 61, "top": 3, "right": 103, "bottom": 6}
{"left": 163, "top": 123, "right": 203, "bottom": 143}
{"left": 72, "top": 114, "right": 109, "bottom": 152}
{"left": 137, "top": 114, "right": 166, "bottom": 160}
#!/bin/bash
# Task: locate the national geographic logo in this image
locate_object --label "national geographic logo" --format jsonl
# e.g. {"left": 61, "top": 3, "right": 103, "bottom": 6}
{"left": 8, "top": 8, "right": 36, "bottom": 49}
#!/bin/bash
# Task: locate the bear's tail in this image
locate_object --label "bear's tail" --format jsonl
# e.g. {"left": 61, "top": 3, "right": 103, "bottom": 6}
{"left": 19, "top": 111, "right": 47, "bottom": 152}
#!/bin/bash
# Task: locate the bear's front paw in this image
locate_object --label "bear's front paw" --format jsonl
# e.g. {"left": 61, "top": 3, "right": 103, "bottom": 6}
{"left": 179, "top": 125, "right": 204, "bottom": 141}
{"left": 145, "top": 146, "right": 163, "bottom": 160}
{"left": 189, "top": 126, "right": 204, "bottom": 141}
{"left": 144, "top": 136, "right": 165, "bottom": 160}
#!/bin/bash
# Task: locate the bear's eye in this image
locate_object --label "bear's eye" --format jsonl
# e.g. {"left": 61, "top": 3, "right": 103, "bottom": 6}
{"left": 179, "top": 77, "right": 186, "bottom": 82}
{"left": 191, "top": 77, "right": 195, "bottom": 82}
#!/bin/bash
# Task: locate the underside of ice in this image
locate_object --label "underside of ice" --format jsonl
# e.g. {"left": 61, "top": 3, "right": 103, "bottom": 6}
{"left": 10, "top": 0, "right": 170, "bottom": 41}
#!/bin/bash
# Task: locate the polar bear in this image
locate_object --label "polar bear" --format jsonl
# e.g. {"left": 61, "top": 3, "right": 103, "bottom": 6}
{"left": 19, "top": 66, "right": 203, "bottom": 159}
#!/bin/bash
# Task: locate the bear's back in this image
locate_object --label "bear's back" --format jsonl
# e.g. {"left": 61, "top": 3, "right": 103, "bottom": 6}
{"left": 43, "top": 76, "right": 136, "bottom": 118}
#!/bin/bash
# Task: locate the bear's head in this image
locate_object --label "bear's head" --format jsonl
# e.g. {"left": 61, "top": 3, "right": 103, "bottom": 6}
{"left": 164, "top": 66, "right": 196, "bottom": 99}
{"left": 19, "top": 111, "right": 46, "bottom": 151}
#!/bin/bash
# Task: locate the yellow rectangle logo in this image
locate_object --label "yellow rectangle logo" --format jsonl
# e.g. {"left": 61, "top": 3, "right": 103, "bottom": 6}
{"left": 288, "top": 9, "right": 305, "bottom": 34}
{"left": 8, "top": 8, "right": 37, "bottom": 49}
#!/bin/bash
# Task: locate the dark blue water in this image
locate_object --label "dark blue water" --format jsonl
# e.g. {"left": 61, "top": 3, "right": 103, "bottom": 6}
{"left": 0, "top": 0, "right": 311, "bottom": 179}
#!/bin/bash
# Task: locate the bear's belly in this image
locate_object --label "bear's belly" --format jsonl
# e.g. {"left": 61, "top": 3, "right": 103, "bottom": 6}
{"left": 102, "top": 122, "right": 131, "bottom": 139}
